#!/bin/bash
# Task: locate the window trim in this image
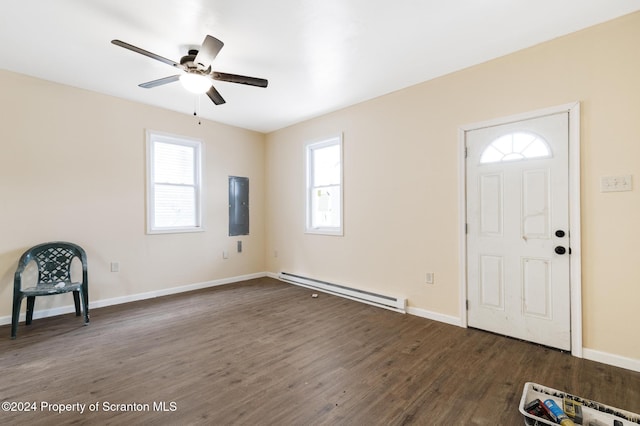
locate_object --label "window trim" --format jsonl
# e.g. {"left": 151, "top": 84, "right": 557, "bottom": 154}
{"left": 305, "top": 134, "right": 344, "bottom": 236}
{"left": 146, "top": 130, "right": 204, "bottom": 235}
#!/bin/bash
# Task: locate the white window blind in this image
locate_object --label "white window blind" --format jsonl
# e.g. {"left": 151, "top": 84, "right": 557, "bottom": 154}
{"left": 146, "top": 131, "right": 203, "bottom": 234}
{"left": 306, "top": 135, "right": 343, "bottom": 235}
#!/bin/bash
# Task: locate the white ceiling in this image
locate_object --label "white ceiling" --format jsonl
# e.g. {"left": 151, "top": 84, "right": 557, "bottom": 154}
{"left": 1, "top": 1, "right": 638, "bottom": 133}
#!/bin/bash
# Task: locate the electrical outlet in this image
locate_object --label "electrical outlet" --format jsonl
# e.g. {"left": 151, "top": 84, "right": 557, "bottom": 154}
{"left": 425, "top": 272, "right": 434, "bottom": 284}
{"left": 110, "top": 262, "right": 120, "bottom": 272}
{"left": 222, "top": 250, "right": 229, "bottom": 259}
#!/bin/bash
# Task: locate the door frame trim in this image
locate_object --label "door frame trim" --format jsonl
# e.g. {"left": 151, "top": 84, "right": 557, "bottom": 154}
{"left": 458, "top": 102, "right": 582, "bottom": 358}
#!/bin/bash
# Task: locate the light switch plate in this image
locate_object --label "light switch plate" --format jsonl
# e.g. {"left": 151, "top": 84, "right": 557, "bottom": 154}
{"left": 601, "top": 175, "right": 632, "bottom": 192}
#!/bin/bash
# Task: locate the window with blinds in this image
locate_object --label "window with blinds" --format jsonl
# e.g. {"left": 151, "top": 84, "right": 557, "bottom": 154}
{"left": 146, "top": 131, "right": 203, "bottom": 234}
{"left": 305, "top": 134, "right": 343, "bottom": 235}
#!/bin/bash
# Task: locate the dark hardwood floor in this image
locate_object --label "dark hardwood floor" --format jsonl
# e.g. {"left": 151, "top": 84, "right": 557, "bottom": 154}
{"left": 1, "top": 277, "right": 638, "bottom": 425}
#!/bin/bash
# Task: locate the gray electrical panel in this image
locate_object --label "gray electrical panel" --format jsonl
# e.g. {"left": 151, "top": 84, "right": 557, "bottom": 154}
{"left": 229, "top": 176, "right": 249, "bottom": 236}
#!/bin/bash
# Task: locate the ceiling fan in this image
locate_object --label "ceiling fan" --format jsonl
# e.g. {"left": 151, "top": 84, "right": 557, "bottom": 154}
{"left": 111, "top": 35, "right": 268, "bottom": 105}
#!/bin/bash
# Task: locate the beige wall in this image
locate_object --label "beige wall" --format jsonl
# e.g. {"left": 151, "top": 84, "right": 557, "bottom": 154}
{"left": 1, "top": 11, "right": 638, "bottom": 366}
{"left": 265, "top": 12, "right": 640, "bottom": 362}
{"left": 0, "top": 70, "right": 266, "bottom": 316}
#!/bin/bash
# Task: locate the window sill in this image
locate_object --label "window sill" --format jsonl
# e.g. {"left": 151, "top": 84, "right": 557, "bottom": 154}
{"left": 305, "top": 228, "right": 343, "bottom": 237}
{"left": 146, "top": 227, "right": 205, "bottom": 235}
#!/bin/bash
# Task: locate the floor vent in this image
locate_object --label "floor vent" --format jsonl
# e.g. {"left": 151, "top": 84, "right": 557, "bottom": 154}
{"left": 279, "top": 272, "right": 406, "bottom": 313}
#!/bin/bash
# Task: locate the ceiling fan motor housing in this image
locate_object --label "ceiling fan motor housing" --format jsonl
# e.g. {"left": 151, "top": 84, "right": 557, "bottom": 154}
{"left": 181, "top": 50, "right": 210, "bottom": 74}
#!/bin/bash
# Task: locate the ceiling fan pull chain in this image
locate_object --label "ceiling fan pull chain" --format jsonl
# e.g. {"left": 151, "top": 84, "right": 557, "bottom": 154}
{"left": 198, "top": 95, "right": 202, "bottom": 125}
{"left": 193, "top": 95, "right": 202, "bottom": 125}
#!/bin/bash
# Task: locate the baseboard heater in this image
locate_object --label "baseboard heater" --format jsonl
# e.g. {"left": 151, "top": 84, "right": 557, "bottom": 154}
{"left": 279, "top": 272, "right": 406, "bottom": 313}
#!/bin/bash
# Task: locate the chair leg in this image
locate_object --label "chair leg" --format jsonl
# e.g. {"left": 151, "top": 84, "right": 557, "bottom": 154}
{"left": 81, "top": 284, "right": 90, "bottom": 324}
{"left": 25, "top": 296, "right": 36, "bottom": 325}
{"left": 11, "top": 294, "right": 22, "bottom": 339}
{"left": 73, "top": 291, "right": 81, "bottom": 316}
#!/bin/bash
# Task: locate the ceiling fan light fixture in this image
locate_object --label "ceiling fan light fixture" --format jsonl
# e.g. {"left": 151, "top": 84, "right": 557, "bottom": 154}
{"left": 180, "top": 73, "right": 211, "bottom": 94}
{"left": 112, "top": 36, "right": 267, "bottom": 106}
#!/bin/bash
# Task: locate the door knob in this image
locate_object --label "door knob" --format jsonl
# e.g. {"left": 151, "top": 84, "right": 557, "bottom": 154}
{"left": 554, "top": 246, "right": 567, "bottom": 255}
{"left": 555, "top": 230, "right": 566, "bottom": 238}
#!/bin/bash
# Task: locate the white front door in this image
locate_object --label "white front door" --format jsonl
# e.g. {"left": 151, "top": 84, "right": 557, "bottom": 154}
{"left": 466, "top": 112, "right": 571, "bottom": 350}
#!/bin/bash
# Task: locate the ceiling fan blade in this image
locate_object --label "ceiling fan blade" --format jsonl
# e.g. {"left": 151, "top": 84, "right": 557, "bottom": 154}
{"left": 111, "top": 39, "right": 182, "bottom": 69}
{"left": 194, "top": 35, "right": 224, "bottom": 69}
{"left": 212, "top": 72, "right": 268, "bottom": 88}
{"left": 206, "top": 85, "right": 226, "bottom": 105}
{"left": 138, "top": 75, "right": 181, "bottom": 88}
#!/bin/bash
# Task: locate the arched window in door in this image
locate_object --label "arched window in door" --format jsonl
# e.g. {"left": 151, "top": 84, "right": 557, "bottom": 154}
{"left": 480, "top": 132, "right": 551, "bottom": 164}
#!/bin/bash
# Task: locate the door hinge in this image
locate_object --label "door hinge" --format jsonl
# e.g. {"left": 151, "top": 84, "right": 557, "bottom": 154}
{"left": 465, "top": 146, "right": 468, "bottom": 158}
{"left": 465, "top": 223, "right": 468, "bottom": 234}
{"left": 466, "top": 300, "right": 469, "bottom": 310}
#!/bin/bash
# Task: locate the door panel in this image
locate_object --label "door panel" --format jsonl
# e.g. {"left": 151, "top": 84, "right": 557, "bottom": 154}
{"left": 466, "top": 112, "right": 570, "bottom": 350}
{"left": 522, "top": 257, "right": 551, "bottom": 319}
{"left": 480, "top": 255, "right": 504, "bottom": 309}
{"left": 522, "top": 169, "right": 550, "bottom": 238}
{"left": 479, "top": 173, "right": 503, "bottom": 236}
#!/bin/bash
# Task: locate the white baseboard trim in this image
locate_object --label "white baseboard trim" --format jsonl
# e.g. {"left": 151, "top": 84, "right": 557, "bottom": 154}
{"left": 1, "top": 272, "right": 267, "bottom": 326}
{"left": 583, "top": 348, "right": 640, "bottom": 373}
{"left": 407, "top": 306, "right": 463, "bottom": 327}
